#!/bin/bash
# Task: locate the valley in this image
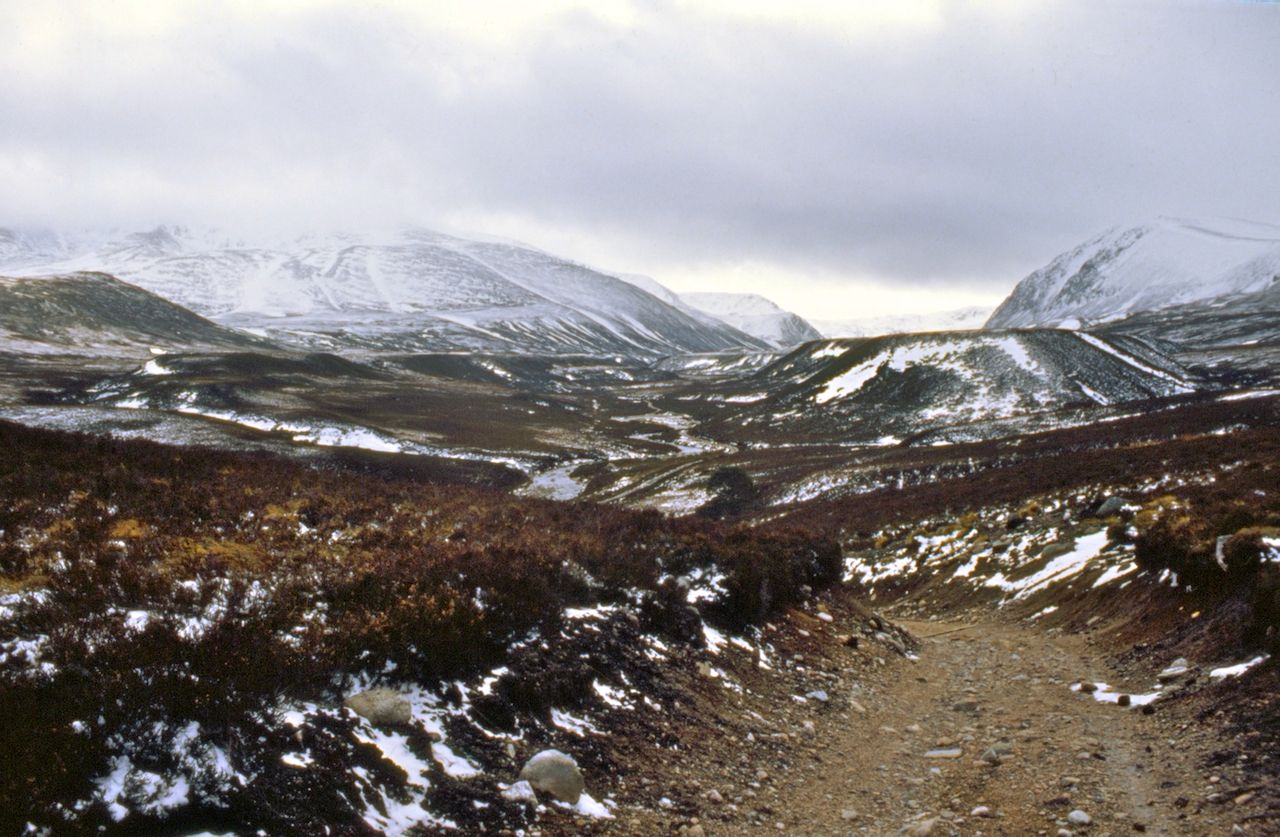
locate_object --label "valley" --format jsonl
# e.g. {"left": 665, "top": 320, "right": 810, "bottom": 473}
{"left": 0, "top": 220, "right": 1277, "bottom": 835}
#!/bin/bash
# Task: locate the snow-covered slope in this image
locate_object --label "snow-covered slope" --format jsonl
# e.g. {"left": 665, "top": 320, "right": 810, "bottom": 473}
{"left": 697, "top": 330, "right": 1197, "bottom": 445}
{"left": 813, "top": 306, "right": 990, "bottom": 339}
{"left": 680, "top": 292, "right": 823, "bottom": 348}
{"left": 0, "top": 227, "right": 762, "bottom": 357}
{"left": 987, "top": 217, "right": 1280, "bottom": 329}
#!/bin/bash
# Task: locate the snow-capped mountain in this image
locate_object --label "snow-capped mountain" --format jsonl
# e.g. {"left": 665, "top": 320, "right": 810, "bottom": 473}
{"left": 0, "top": 228, "right": 83, "bottom": 265}
{"left": 986, "top": 217, "right": 1280, "bottom": 329}
{"left": 680, "top": 291, "right": 823, "bottom": 348}
{"left": 813, "top": 306, "right": 990, "bottom": 339}
{"left": 0, "top": 226, "right": 764, "bottom": 357}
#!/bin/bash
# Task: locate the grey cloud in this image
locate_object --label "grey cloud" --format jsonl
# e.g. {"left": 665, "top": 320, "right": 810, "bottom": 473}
{"left": 1, "top": 1, "right": 1278, "bottom": 290}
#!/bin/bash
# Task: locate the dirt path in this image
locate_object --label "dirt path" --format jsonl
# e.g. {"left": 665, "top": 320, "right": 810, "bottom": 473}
{"left": 728, "top": 617, "right": 1233, "bottom": 836}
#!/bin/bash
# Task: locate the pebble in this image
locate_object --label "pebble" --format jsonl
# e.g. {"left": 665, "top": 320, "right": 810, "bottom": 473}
{"left": 1157, "top": 658, "right": 1190, "bottom": 682}
{"left": 705, "top": 789, "right": 724, "bottom": 805}
{"left": 500, "top": 780, "right": 538, "bottom": 804}
{"left": 970, "top": 805, "right": 993, "bottom": 817}
{"left": 1067, "top": 809, "right": 1092, "bottom": 825}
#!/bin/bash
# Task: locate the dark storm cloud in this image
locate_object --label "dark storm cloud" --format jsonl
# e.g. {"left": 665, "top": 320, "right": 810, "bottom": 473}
{"left": 2, "top": 0, "right": 1278, "bottom": 292}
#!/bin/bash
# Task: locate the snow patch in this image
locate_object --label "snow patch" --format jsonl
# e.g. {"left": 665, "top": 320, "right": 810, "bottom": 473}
{"left": 1209, "top": 655, "right": 1269, "bottom": 679}
{"left": 984, "top": 530, "right": 1111, "bottom": 601}
{"left": 1092, "top": 561, "right": 1138, "bottom": 588}
{"left": 550, "top": 709, "right": 602, "bottom": 736}
{"left": 1071, "top": 682, "right": 1161, "bottom": 706}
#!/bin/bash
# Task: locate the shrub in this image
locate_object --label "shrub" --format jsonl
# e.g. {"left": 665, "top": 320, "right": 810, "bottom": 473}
{"left": 712, "top": 530, "right": 842, "bottom": 630}
{"left": 697, "top": 466, "right": 761, "bottom": 520}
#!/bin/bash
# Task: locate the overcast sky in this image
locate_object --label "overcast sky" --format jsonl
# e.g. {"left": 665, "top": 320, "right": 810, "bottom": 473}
{"left": 2, "top": 1, "right": 1278, "bottom": 319}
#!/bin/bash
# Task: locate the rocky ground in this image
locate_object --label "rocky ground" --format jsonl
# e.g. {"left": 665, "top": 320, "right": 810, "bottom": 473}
{"left": 734, "top": 615, "right": 1249, "bottom": 836}
{"left": 551, "top": 600, "right": 1273, "bottom": 837}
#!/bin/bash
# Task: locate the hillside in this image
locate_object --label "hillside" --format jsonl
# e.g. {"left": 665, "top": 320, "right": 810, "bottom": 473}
{"left": 1095, "top": 280, "right": 1280, "bottom": 386}
{"left": 0, "top": 272, "right": 269, "bottom": 355}
{"left": 0, "top": 420, "right": 842, "bottom": 835}
{"left": 688, "top": 330, "right": 1197, "bottom": 447}
{"left": 986, "top": 217, "right": 1280, "bottom": 329}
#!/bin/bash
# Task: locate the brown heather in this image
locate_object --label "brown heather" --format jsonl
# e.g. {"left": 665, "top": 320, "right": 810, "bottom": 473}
{"left": 0, "top": 419, "right": 839, "bottom": 830}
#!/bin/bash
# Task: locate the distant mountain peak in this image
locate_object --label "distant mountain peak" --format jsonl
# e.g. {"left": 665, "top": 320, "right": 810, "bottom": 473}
{"left": 679, "top": 291, "right": 823, "bottom": 349}
{"left": 812, "top": 306, "right": 990, "bottom": 339}
{"left": 682, "top": 291, "right": 787, "bottom": 316}
{"left": 987, "top": 216, "right": 1280, "bottom": 329}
